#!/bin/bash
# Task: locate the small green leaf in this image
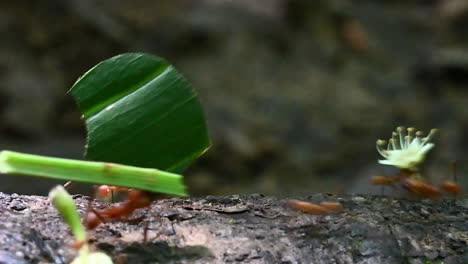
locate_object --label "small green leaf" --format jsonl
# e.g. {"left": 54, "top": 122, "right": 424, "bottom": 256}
{"left": 70, "top": 53, "right": 210, "bottom": 172}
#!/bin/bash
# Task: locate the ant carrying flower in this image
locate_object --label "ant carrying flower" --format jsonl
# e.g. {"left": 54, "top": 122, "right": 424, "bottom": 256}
{"left": 372, "top": 126, "right": 462, "bottom": 198}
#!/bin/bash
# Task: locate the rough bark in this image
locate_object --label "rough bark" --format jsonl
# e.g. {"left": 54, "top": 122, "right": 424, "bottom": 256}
{"left": 0, "top": 192, "right": 466, "bottom": 264}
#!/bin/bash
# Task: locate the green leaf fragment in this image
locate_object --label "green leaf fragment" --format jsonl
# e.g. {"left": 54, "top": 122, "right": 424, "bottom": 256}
{"left": 70, "top": 53, "right": 210, "bottom": 172}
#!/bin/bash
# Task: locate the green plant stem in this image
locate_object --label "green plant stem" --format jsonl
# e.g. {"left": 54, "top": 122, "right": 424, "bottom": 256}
{"left": 49, "top": 186, "right": 86, "bottom": 242}
{"left": 0, "top": 150, "right": 187, "bottom": 196}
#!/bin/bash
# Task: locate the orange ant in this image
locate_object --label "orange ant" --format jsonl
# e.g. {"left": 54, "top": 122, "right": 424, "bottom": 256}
{"left": 401, "top": 177, "right": 441, "bottom": 199}
{"left": 84, "top": 189, "right": 153, "bottom": 230}
{"left": 371, "top": 169, "right": 413, "bottom": 187}
{"left": 288, "top": 199, "right": 343, "bottom": 215}
{"left": 64, "top": 181, "right": 153, "bottom": 228}
{"left": 371, "top": 162, "right": 462, "bottom": 199}
{"left": 371, "top": 173, "right": 443, "bottom": 199}
{"left": 371, "top": 169, "right": 410, "bottom": 195}
{"left": 64, "top": 181, "right": 155, "bottom": 241}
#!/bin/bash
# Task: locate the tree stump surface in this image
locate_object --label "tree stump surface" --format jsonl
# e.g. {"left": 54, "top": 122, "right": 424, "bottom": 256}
{"left": 0, "top": 192, "right": 466, "bottom": 264}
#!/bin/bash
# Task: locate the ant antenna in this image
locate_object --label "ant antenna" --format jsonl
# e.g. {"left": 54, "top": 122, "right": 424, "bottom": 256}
{"left": 440, "top": 160, "right": 462, "bottom": 197}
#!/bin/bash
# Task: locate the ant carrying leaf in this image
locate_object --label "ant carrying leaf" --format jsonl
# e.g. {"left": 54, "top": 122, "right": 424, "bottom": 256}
{"left": 84, "top": 189, "right": 153, "bottom": 230}
{"left": 372, "top": 127, "right": 462, "bottom": 198}
{"left": 64, "top": 181, "right": 155, "bottom": 238}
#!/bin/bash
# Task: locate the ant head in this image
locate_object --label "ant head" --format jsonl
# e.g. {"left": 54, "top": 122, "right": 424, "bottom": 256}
{"left": 288, "top": 199, "right": 329, "bottom": 215}
{"left": 96, "top": 185, "right": 112, "bottom": 199}
{"left": 441, "top": 180, "right": 461, "bottom": 195}
{"left": 319, "top": 202, "right": 343, "bottom": 211}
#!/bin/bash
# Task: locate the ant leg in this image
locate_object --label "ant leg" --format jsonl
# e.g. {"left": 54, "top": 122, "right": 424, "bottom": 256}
{"left": 451, "top": 160, "right": 458, "bottom": 183}
{"left": 84, "top": 188, "right": 107, "bottom": 229}
{"left": 451, "top": 160, "right": 459, "bottom": 199}
{"left": 143, "top": 220, "right": 150, "bottom": 243}
{"left": 89, "top": 204, "right": 106, "bottom": 222}
{"left": 142, "top": 216, "right": 163, "bottom": 243}
{"left": 139, "top": 220, "right": 153, "bottom": 252}
{"left": 117, "top": 216, "right": 150, "bottom": 244}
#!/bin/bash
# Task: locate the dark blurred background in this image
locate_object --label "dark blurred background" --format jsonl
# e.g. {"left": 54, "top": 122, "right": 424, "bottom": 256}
{"left": 1, "top": 0, "right": 468, "bottom": 196}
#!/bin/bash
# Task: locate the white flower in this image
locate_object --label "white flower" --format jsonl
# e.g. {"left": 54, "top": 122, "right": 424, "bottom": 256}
{"left": 376, "top": 127, "right": 437, "bottom": 171}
